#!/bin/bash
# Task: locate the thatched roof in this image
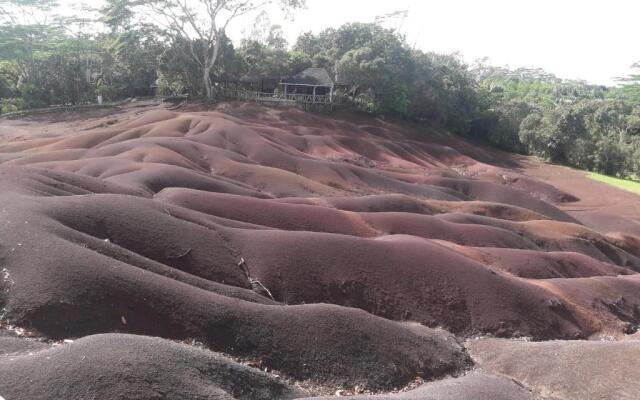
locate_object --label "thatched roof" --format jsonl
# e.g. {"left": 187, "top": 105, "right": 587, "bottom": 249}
{"left": 284, "top": 68, "right": 334, "bottom": 86}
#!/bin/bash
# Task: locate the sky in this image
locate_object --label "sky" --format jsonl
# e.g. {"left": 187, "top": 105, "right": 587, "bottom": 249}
{"left": 226, "top": 0, "right": 639, "bottom": 86}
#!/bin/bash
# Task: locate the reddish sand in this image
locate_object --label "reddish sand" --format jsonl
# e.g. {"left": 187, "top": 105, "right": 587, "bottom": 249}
{"left": 1, "top": 102, "right": 640, "bottom": 398}
{"left": 468, "top": 338, "right": 640, "bottom": 400}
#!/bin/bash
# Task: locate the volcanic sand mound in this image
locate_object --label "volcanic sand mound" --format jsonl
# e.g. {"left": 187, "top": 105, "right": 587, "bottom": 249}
{"left": 0, "top": 172, "right": 470, "bottom": 389}
{"left": 0, "top": 334, "right": 302, "bottom": 400}
{"left": 468, "top": 248, "right": 634, "bottom": 279}
{"left": 301, "top": 372, "right": 535, "bottom": 400}
{"left": 2, "top": 103, "right": 640, "bottom": 396}
{"left": 0, "top": 332, "right": 48, "bottom": 356}
{"left": 0, "top": 168, "right": 607, "bottom": 340}
{"left": 157, "top": 189, "right": 541, "bottom": 248}
{"left": 468, "top": 338, "right": 640, "bottom": 400}
{"left": 229, "top": 229, "right": 586, "bottom": 338}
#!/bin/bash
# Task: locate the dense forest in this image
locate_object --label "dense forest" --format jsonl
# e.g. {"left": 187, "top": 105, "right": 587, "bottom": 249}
{"left": 1, "top": 0, "right": 639, "bottom": 178}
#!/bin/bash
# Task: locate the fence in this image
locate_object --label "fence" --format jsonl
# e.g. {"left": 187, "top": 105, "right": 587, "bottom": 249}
{"left": 0, "top": 99, "right": 135, "bottom": 118}
{"left": 220, "top": 88, "right": 349, "bottom": 111}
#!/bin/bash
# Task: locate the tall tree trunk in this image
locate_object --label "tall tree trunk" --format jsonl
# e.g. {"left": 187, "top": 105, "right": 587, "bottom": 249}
{"left": 204, "top": 65, "right": 213, "bottom": 99}
{"left": 203, "top": 36, "right": 221, "bottom": 101}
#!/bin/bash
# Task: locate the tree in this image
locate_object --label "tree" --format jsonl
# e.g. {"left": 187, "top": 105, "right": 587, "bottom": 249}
{"left": 296, "top": 23, "right": 414, "bottom": 115}
{"left": 470, "top": 61, "right": 614, "bottom": 153}
{"left": 123, "top": 0, "right": 305, "bottom": 99}
{"left": 417, "top": 52, "right": 477, "bottom": 133}
{"left": 518, "top": 106, "right": 583, "bottom": 164}
{"left": 337, "top": 44, "right": 411, "bottom": 115}
{"left": 102, "top": 25, "right": 165, "bottom": 98}
{"left": 0, "top": 0, "right": 61, "bottom": 100}
{"left": 101, "top": 0, "right": 135, "bottom": 33}
{"left": 518, "top": 98, "right": 639, "bottom": 177}
{"left": 613, "top": 62, "right": 640, "bottom": 106}
{"left": 158, "top": 34, "right": 236, "bottom": 96}
{"left": 235, "top": 39, "right": 310, "bottom": 81}
{"left": 0, "top": 0, "right": 109, "bottom": 106}
{"left": 293, "top": 23, "right": 478, "bottom": 130}
{"left": 245, "top": 11, "right": 287, "bottom": 50}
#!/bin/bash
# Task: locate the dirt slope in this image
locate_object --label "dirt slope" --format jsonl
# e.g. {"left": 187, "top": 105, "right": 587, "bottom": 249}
{"left": 0, "top": 334, "right": 302, "bottom": 400}
{"left": 468, "top": 338, "right": 640, "bottom": 400}
{"left": 1, "top": 102, "right": 640, "bottom": 398}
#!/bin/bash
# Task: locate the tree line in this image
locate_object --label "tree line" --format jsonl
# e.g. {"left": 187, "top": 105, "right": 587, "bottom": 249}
{"left": 1, "top": 0, "right": 639, "bottom": 178}
{"left": 472, "top": 64, "right": 640, "bottom": 178}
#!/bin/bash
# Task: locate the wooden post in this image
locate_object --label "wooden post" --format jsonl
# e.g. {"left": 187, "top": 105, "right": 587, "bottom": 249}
{"left": 313, "top": 85, "right": 317, "bottom": 103}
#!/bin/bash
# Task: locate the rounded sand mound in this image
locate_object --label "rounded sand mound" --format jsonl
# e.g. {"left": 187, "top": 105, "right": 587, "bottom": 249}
{"left": 2, "top": 103, "right": 640, "bottom": 395}
{"left": 301, "top": 372, "right": 535, "bottom": 400}
{"left": 468, "top": 338, "right": 640, "bottom": 400}
{"left": 0, "top": 334, "right": 301, "bottom": 400}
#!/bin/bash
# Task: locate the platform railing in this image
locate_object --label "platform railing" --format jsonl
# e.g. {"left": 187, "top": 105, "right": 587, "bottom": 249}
{"left": 220, "top": 88, "right": 347, "bottom": 107}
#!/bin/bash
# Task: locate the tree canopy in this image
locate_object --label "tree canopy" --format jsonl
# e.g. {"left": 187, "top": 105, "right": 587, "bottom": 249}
{"left": 471, "top": 62, "right": 640, "bottom": 178}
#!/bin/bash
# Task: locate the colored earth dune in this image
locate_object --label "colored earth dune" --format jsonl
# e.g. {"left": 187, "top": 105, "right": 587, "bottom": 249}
{"left": 1, "top": 102, "right": 640, "bottom": 399}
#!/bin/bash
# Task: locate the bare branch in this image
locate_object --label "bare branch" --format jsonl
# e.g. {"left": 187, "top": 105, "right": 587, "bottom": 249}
{"left": 175, "top": 0, "right": 207, "bottom": 40}
{"left": 223, "top": 0, "right": 271, "bottom": 31}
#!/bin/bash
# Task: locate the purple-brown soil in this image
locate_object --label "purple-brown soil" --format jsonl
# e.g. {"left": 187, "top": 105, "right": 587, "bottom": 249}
{"left": 1, "top": 102, "right": 640, "bottom": 399}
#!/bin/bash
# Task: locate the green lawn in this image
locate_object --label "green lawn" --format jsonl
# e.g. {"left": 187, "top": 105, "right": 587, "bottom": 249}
{"left": 588, "top": 172, "right": 640, "bottom": 195}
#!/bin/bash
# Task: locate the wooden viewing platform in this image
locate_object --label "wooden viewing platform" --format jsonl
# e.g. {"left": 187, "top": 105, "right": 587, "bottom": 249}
{"left": 217, "top": 68, "right": 353, "bottom": 112}
{"left": 220, "top": 87, "right": 350, "bottom": 112}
